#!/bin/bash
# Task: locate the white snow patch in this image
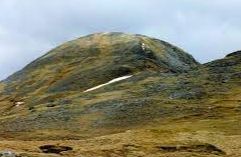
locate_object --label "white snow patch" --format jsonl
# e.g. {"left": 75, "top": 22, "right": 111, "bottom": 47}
{"left": 142, "top": 43, "right": 146, "bottom": 51}
{"left": 15, "top": 101, "right": 25, "bottom": 107}
{"left": 83, "top": 75, "right": 133, "bottom": 93}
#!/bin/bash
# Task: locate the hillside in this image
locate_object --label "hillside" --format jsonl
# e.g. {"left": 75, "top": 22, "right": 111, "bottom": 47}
{"left": 0, "top": 32, "right": 241, "bottom": 157}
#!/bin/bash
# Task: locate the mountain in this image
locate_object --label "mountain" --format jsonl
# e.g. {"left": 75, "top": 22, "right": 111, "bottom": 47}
{"left": 0, "top": 32, "right": 241, "bottom": 157}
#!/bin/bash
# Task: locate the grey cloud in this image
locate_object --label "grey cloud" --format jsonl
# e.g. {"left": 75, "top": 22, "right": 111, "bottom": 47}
{"left": 0, "top": 0, "right": 241, "bottom": 80}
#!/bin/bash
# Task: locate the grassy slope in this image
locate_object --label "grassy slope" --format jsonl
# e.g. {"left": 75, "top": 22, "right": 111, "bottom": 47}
{"left": 0, "top": 33, "right": 241, "bottom": 156}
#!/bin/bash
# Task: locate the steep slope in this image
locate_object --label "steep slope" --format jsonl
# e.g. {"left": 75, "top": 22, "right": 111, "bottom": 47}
{"left": 0, "top": 32, "right": 199, "bottom": 139}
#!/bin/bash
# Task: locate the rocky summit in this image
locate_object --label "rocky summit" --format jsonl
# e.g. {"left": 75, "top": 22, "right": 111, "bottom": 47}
{"left": 0, "top": 32, "right": 241, "bottom": 157}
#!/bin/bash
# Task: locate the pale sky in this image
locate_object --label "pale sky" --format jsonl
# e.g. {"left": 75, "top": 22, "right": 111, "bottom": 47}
{"left": 1, "top": 0, "right": 241, "bottom": 80}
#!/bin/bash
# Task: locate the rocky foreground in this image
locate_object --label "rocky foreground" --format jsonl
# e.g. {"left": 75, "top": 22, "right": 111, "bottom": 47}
{"left": 0, "top": 32, "right": 241, "bottom": 156}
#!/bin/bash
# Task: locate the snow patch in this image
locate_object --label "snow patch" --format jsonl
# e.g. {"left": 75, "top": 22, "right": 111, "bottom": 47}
{"left": 15, "top": 101, "right": 25, "bottom": 107}
{"left": 142, "top": 43, "right": 146, "bottom": 51}
{"left": 84, "top": 75, "right": 133, "bottom": 93}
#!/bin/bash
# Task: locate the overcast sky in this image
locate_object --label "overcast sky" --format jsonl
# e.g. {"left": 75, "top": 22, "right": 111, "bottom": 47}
{"left": 0, "top": 0, "right": 241, "bottom": 80}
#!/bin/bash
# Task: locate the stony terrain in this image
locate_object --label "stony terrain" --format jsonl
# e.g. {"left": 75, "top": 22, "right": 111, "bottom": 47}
{"left": 0, "top": 32, "right": 241, "bottom": 156}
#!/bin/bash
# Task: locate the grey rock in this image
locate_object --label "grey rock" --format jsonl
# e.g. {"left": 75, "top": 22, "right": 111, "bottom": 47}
{"left": 0, "top": 151, "right": 16, "bottom": 157}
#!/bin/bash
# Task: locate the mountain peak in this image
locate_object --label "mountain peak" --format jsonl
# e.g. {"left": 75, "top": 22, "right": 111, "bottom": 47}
{"left": 4, "top": 33, "right": 198, "bottom": 94}
{"left": 0, "top": 32, "right": 201, "bottom": 141}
